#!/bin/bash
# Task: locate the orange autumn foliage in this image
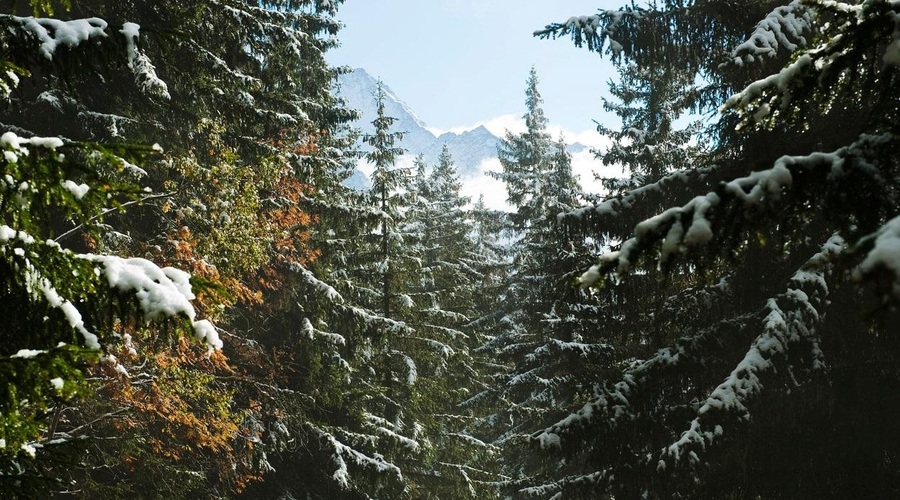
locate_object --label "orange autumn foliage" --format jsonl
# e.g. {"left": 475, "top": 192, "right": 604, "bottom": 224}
{"left": 256, "top": 171, "right": 321, "bottom": 295}
{"left": 91, "top": 333, "right": 261, "bottom": 493}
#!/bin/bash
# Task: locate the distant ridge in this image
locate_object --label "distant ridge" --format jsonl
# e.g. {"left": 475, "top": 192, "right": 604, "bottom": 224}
{"left": 334, "top": 68, "right": 591, "bottom": 188}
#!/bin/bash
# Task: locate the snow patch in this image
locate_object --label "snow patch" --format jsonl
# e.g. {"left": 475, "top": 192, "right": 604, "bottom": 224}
{"left": 62, "top": 180, "right": 89, "bottom": 200}
{"left": 13, "top": 16, "right": 108, "bottom": 60}
{"left": 119, "top": 22, "right": 170, "bottom": 99}
{"left": 727, "top": 1, "right": 812, "bottom": 66}
{"left": 404, "top": 354, "right": 418, "bottom": 385}
{"left": 854, "top": 215, "right": 900, "bottom": 299}
{"left": 12, "top": 349, "right": 45, "bottom": 359}
{"left": 79, "top": 255, "right": 221, "bottom": 350}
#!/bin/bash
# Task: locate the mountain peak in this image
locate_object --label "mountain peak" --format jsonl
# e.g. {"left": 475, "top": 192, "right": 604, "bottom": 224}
{"left": 335, "top": 69, "right": 503, "bottom": 179}
{"left": 339, "top": 68, "right": 428, "bottom": 130}
{"left": 468, "top": 125, "right": 492, "bottom": 135}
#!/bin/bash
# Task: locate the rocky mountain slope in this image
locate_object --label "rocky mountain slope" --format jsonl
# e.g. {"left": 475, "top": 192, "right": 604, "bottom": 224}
{"left": 336, "top": 68, "right": 501, "bottom": 178}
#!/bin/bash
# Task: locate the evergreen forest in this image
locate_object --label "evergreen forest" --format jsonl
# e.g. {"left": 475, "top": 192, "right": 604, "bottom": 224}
{"left": 1, "top": 0, "right": 899, "bottom": 498}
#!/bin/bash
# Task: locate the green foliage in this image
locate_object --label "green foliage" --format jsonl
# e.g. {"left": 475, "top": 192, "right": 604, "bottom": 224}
{"left": 596, "top": 60, "right": 708, "bottom": 193}
{"left": 520, "top": 1, "right": 900, "bottom": 498}
{"left": 0, "top": 0, "right": 300, "bottom": 494}
{"left": 473, "top": 70, "right": 615, "bottom": 496}
{"left": 0, "top": 130, "right": 219, "bottom": 496}
{"left": 0, "top": 345, "right": 93, "bottom": 456}
{"left": 12, "top": 0, "right": 72, "bottom": 16}
{"left": 0, "top": 138, "right": 131, "bottom": 396}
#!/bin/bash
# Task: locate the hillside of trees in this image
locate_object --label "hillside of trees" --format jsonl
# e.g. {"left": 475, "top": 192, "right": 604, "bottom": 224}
{"left": 1, "top": 0, "right": 898, "bottom": 498}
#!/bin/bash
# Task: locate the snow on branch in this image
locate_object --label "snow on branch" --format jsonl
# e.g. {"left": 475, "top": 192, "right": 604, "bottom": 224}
{"left": 436, "top": 461, "right": 498, "bottom": 498}
{"left": 295, "top": 190, "right": 385, "bottom": 220}
{"left": 299, "top": 317, "right": 346, "bottom": 345}
{"left": 721, "top": 51, "right": 814, "bottom": 124}
{"left": 1, "top": 130, "right": 63, "bottom": 160}
{"left": 560, "top": 165, "right": 719, "bottom": 225}
{"left": 0, "top": 223, "right": 219, "bottom": 352}
{"left": 119, "top": 23, "right": 170, "bottom": 100}
{"left": 1, "top": 64, "right": 22, "bottom": 100}
{"left": 533, "top": 233, "right": 842, "bottom": 473}
{"left": 79, "top": 255, "right": 222, "bottom": 351}
{"left": 726, "top": 0, "right": 814, "bottom": 67}
{"left": 886, "top": 8, "right": 900, "bottom": 65}
{"left": 3, "top": 15, "right": 171, "bottom": 100}
{"left": 406, "top": 336, "right": 455, "bottom": 358}
{"left": 531, "top": 312, "right": 759, "bottom": 457}
{"left": 0, "top": 223, "right": 97, "bottom": 349}
{"left": 579, "top": 133, "right": 894, "bottom": 287}
{"left": 853, "top": 215, "right": 900, "bottom": 300}
{"left": 663, "top": 234, "right": 844, "bottom": 464}
{"left": 341, "top": 304, "right": 413, "bottom": 336}
{"left": 364, "top": 411, "right": 420, "bottom": 451}
{"left": 287, "top": 261, "right": 343, "bottom": 303}
{"left": 312, "top": 424, "right": 403, "bottom": 489}
{"left": 418, "top": 321, "right": 471, "bottom": 340}
{"left": 27, "top": 259, "right": 99, "bottom": 350}
{"left": 525, "top": 339, "right": 614, "bottom": 363}
{"left": 518, "top": 470, "right": 608, "bottom": 498}
{"left": 187, "top": 40, "right": 261, "bottom": 88}
{"left": 534, "top": 8, "right": 644, "bottom": 55}
{"left": 216, "top": 1, "right": 313, "bottom": 61}
{"left": 7, "top": 16, "right": 108, "bottom": 60}
{"left": 722, "top": 0, "right": 900, "bottom": 127}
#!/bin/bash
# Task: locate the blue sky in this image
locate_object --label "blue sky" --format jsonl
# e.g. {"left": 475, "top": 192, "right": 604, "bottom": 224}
{"left": 328, "top": 0, "right": 620, "bottom": 138}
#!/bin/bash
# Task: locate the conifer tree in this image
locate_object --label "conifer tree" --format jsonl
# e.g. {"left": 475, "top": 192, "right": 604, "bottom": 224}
{"left": 0, "top": 12, "right": 222, "bottom": 490}
{"left": 596, "top": 61, "right": 707, "bottom": 194}
{"left": 400, "top": 146, "right": 505, "bottom": 496}
{"left": 2, "top": 0, "right": 360, "bottom": 496}
{"left": 494, "top": 67, "right": 553, "bottom": 230}
{"left": 478, "top": 71, "right": 607, "bottom": 492}
{"left": 521, "top": 1, "right": 900, "bottom": 498}
{"left": 252, "top": 86, "right": 480, "bottom": 498}
{"left": 364, "top": 82, "right": 409, "bottom": 324}
{"left": 237, "top": 82, "right": 415, "bottom": 499}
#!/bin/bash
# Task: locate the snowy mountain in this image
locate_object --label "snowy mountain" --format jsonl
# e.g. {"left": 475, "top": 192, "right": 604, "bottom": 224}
{"left": 335, "top": 68, "right": 596, "bottom": 196}
{"left": 336, "top": 68, "right": 500, "bottom": 179}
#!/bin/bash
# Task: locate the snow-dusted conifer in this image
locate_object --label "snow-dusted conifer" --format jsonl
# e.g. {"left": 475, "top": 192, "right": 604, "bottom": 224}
{"left": 475, "top": 71, "right": 611, "bottom": 493}
{"left": 523, "top": 1, "right": 900, "bottom": 497}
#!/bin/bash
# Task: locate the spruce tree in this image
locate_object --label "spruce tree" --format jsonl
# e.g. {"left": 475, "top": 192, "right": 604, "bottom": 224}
{"left": 401, "top": 146, "right": 504, "bottom": 496}
{"left": 596, "top": 60, "right": 707, "bottom": 194}
{"left": 253, "top": 85, "right": 489, "bottom": 498}
{"left": 522, "top": 1, "right": 900, "bottom": 497}
{"left": 364, "top": 82, "right": 409, "bottom": 325}
{"left": 478, "top": 70, "right": 610, "bottom": 493}
{"left": 2, "top": 0, "right": 361, "bottom": 495}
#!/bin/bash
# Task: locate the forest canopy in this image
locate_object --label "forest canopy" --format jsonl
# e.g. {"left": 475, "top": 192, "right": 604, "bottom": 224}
{"left": 1, "top": 0, "right": 898, "bottom": 499}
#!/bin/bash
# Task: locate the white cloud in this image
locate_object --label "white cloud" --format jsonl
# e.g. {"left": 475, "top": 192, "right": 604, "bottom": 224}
{"left": 368, "top": 114, "right": 625, "bottom": 209}
{"left": 557, "top": 127, "right": 609, "bottom": 150}
{"left": 460, "top": 158, "right": 510, "bottom": 211}
{"left": 425, "top": 114, "right": 525, "bottom": 137}
{"left": 571, "top": 149, "right": 622, "bottom": 195}
{"left": 458, "top": 150, "right": 623, "bottom": 212}
{"left": 479, "top": 114, "right": 527, "bottom": 137}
